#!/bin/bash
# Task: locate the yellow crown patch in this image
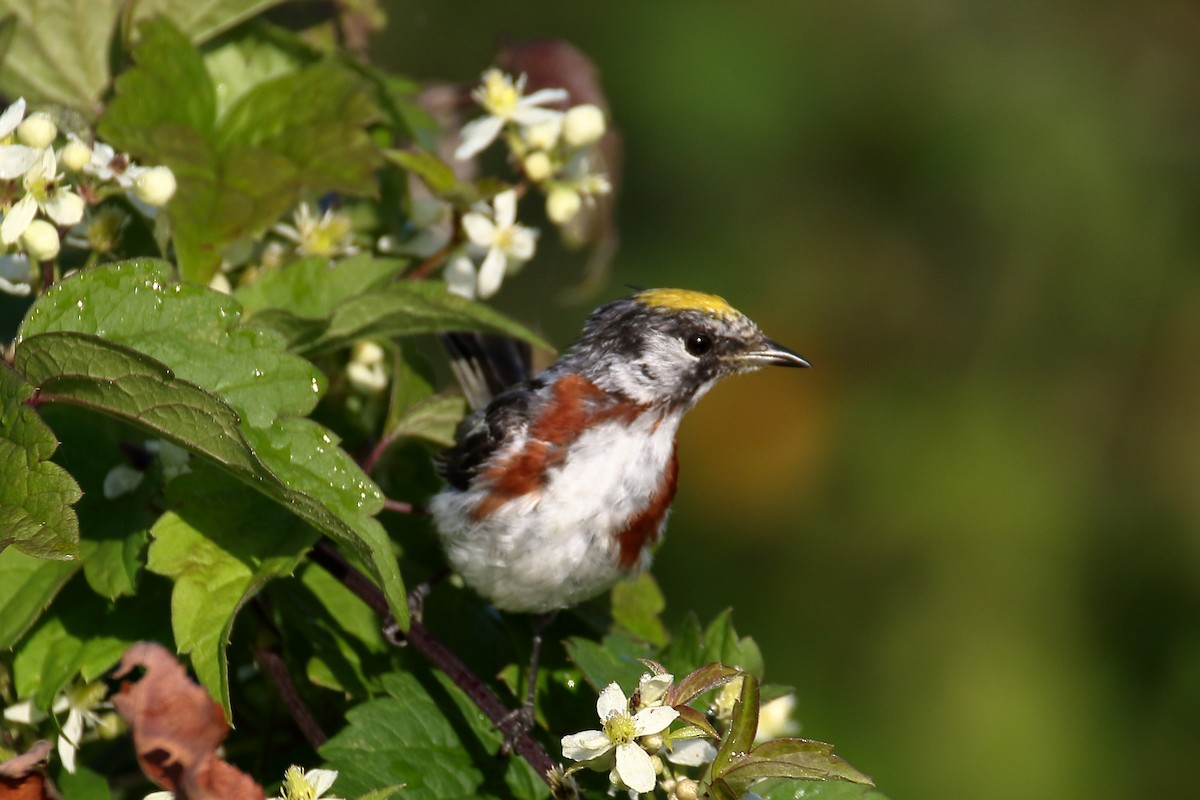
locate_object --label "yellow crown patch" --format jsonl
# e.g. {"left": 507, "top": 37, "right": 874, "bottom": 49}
{"left": 635, "top": 288, "right": 739, "bottom": 319}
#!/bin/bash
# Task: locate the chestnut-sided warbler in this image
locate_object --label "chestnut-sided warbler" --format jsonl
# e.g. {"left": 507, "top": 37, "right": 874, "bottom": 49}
{"left": 431, "top": 288, "right": 809, "bottom": 615}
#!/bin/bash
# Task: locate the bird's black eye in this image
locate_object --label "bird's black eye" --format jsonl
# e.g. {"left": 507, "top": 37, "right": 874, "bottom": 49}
{"left": 684, "top": 333, "right": 713, "bottom": 356}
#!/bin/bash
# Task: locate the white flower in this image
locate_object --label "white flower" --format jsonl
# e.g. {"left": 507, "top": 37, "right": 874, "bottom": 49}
{"left": 346, "top": 340, "right": 388, "bottom": 394}
{"left": 633, "top": 672, "right": 674, "bottom": 710}
{"left": 455, "top": 69, "right": 568, "bottom": 160}
{"left": 274, "top": 203, "right": 359, "bottom": 259}
{"left": 103, "top": 464, "right": 145, "bottom": 500}
{"left": 562, "top": 104, "right": 607, "bottom": 148}
{"left": 83, "top": 141, "right": 143, "bottom": 187}
{"left": 755, "top": 693, "right": 799, "bottom": 741}
{"left": 0, "top": 98, "right": 41, "bottom": 180}
{"left": 561, "top": 681, "right": 679, "bottom": 794}
{"left": 461, "top": 190, "right": 537, "bottom": 299}
{"left": 1, "top": 148, "right": 85, "bottom": 244}
{"left": 521, "top": 116, "right": 563, "bottom": 151}
{"left": 279, "top": 765, "right": 343, "bottom": 800}
{"left": 144, "top": 439, "right": 191, "bottom": 481}
{"left": 4, "top": 683, "right": 110, "bottom": 774}
{"left": 0, "top": 251, "right": 34, "bottom": 296}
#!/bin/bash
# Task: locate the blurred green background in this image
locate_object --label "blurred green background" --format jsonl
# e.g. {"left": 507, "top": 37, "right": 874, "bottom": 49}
{"left": 376, "top": 2, "right": 1200, "bottom": 800}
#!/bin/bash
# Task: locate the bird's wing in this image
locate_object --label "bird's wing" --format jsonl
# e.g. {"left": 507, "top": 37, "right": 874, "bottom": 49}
{"left": 434, "top": 382, "right": 536, "bottom": 491}
{"left": 440, "top": 332, "right": 534, "bottom": 411}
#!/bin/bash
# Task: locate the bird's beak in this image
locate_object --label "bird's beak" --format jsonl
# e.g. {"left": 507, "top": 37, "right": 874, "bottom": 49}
{"left": 737, "top": 338, "right": 812, "bottom": 369}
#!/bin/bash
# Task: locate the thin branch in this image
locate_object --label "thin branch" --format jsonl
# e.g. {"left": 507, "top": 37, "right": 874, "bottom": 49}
{"left": 309, "top": 540, "right": 557, "bottom": 782}
{"left": 256, "top": 646, "right": 328, "bottom": 750}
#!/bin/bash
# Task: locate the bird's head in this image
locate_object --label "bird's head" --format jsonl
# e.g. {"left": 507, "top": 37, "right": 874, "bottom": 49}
{"left": 561, "top": 288, "right": 809, "bottom": 408}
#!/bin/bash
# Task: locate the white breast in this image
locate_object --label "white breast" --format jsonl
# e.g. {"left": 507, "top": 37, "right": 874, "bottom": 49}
{"left": 431, "top": 410, "right": 681, "bottom": 613}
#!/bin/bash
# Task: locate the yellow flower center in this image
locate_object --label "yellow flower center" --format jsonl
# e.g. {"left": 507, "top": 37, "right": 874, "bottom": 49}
{"left": 302, "top": 213, "right": 353, "bottom": 257}
{"left": 480, "top": 70, "right": 520, "bottom": 117}
{"left": 603, "top": 711, "right": 638, "bottom": 746}
{"left": 282, "top": 766, "right": 315, "bottom": 800}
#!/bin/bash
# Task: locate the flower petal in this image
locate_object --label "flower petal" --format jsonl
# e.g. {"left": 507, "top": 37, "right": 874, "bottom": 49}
{"left": 2, "top": 194, "right": 37, "bottom": 244}
{"left": 561, "top": 729, "right": 614, "bottom": 762}
{"left": 443, "top": 253, "right": 478, "bottom": 299}
{"left": 491, "top": 189, "right": 518, "bottom": 228}
{"left": 304, "top": 768, "right": 339, "bottom": 796}
{"left": 461, "top": 211, "right": 497, "bottom": 247}
{"left": 0, "top": 97, "right": 27, "bottom": 137}
{"left": 511, "top": 105, "right": 564, "bottom": 130}
{"left": 596, "top": 682, "right": 628, "bottom": 720}
{"left": 43, "top": 190, "right": 85, "bottom": 226}
{"left": 455, "top": 115, "right": 505, "bottom": 161}
{"left": 505, "top": 226, "right": 538, "bottom": 262}
{"left": 58, "top": 734, "right": 78, "bottom": 774}
{"left": 476, "top": 247, "right": 506, "bottom": 299}
{"left": 664, "top": 738, "right": 718, "bottom": 767}
{"left": 630, "top": 704, "right": 679, "bottom": 736}
{"left": 0, "top": 144, "right": 41, "bottom": 179}
{"left": 614, "top": 742, "right": 656, "bottom": 793}
{"left": 520, "top": 87, "right": 570, "bottom": 108}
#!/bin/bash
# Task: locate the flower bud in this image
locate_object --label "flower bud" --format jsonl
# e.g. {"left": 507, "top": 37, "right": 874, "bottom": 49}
{"left": 523, "top": 151, "right": 554, "bottom": 182}
{"left": 546, "top": 187, "right": 582, "bottom": 224}
{"left": 207, "top": 271, "right": 232, "bottom": 295}
{"left": 639, "top": 733, "right": 664, "bottom": 753}
{"left": 562, "top": 104, "right": 606, "bottom": 147}
{"left": 352, "top": 340, "right": 386, "bottom": 368}
{"left": 133, "top": 166, "right": 177, "bottom": 206}
{"left": 674, "top": 778, "right": 700, "bottom": 800}
{"left": 60, "top": 138, "right": 93, "bottom": 172}
{"left": 20, "top": 218, "right": 60, "bottom": 261}
{"left": 522, "top": 117, "right": 562, "bottom": 151}
{"left": 17, "top": 113, "right": 57, "bottom": 148}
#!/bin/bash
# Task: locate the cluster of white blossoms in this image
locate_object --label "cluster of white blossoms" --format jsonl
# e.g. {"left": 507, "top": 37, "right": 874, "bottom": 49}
{"left": 0, "top": 97, "right": 176, "bottom": 295}
{"left": 562, "top": 673, "right": 680, "bottom": 795}
{"left": 446, "top": 69, "right": 611, "bottom": 300}
{"left": 561, "top": 670, "right": 802, "bottom": 798}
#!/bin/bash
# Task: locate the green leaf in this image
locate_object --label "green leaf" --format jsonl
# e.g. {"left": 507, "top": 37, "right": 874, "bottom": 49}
{"left": 732, "top": 739, "right": 875, "bottom": 787}
{"left": 306, "top": 281, "right": 553, "bottom": 355}
{"left": 755, "top": 777, "right": 890, "bottom": 800}
{"left": 39, "top": 408, "right": 162, "bottom": 599}
{"left": 148, "top": 467, "right": 316, "bottom": 716}
{"left": 704, "top": 609, "right": 764, "bottom": 677}
{"left": 54, "top": 763, "right": 112, "bottom": 800}
{"left": 0, "top": 548, "right": 77, "bottom": 649}
{"left": 203, "top": 21, "right": 315, "bottom": 117}
{"left": 274, "top": 562, "right": 391, "bottom": 698}
{"left": 126, "top": 0, "right": 291, "bottom": 44}
{"left": 563, "top": 631, "right": 654, "bottom": 693}
{"left": 662, "top": 610, "right": 763, "bottom": 680}
{"left": 235, "top": 254, "right": 407, "bottom": 320}
{"left": 0, "top": 0, "right": 122, "bottom": 115}
{"left": 217, "top": 62, "right": 380, "bottom": 194}
{"left": 11, "top": 577, "right": 153, "bottom": 709}
{"left": 610, "top": 572, "right": 668, "bottom": 647}
{"left": 0, "top": 364, "right": 81, "bottom": 559}
{"left": 668, "top": 662, "right": 741, "bottom": 708}
{"left": 100, "top": 20, "right": 382, "bottom": 281}
{"left": 385, "top": 149, "right": 456, "bottom": 195}
{"left": 16, "top": 261, "right": 408, "bottom": 628}
{"left": 321, "top": 670, "right": 549, "bottom": 800}
{"left": 383, "top": 394, "right": 467, "bottom": 449}
{"left": 712, "top": 672, "right": 760, "bottom": 780}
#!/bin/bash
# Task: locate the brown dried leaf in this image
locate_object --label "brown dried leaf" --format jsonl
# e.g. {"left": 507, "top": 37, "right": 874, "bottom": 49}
{"left": 0, "top": 740, "right": 53, "bottom": 800}
{"left": 111, "top": 642, "right": 264, "bottom": 800}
